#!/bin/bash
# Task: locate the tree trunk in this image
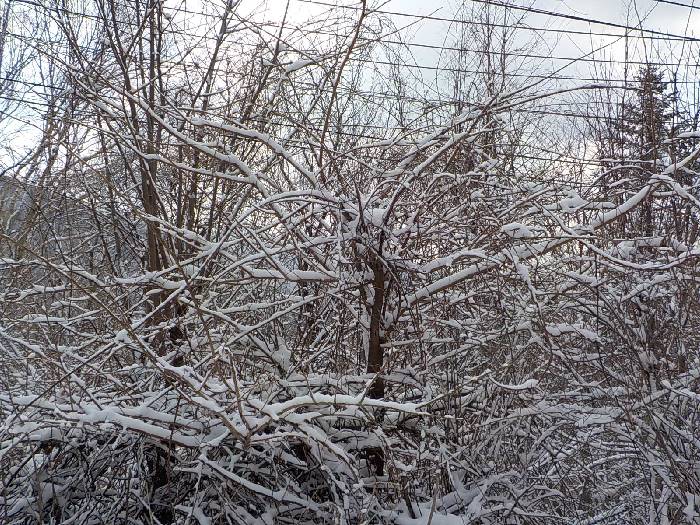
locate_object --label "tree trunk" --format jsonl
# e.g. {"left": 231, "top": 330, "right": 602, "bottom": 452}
{"left": 366, "top": 254, "right": 385, "bottom": 475}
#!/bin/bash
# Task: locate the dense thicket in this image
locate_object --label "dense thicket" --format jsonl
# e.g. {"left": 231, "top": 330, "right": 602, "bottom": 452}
{"left": 1, "top": 1, "right": 699, "bottom": 523}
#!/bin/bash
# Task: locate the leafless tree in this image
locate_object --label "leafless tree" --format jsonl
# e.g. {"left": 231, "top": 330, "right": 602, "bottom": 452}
{"left": 1, "top": 1, "right": 699, "bottom": 523}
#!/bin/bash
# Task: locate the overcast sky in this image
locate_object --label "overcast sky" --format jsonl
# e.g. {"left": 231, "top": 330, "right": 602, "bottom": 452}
{"left": 257, "top": 0, "right": 699, "bottom": 84}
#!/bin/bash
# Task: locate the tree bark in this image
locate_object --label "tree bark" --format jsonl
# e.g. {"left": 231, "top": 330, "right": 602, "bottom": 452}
{"left": 366, "top": 254, "right": 385, "bottom": 476}
{"left": 367, "top": 255, "right": 385, "bottom": 399}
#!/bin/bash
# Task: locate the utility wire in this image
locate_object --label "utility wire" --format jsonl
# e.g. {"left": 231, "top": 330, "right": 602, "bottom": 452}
{"left": 12, "top": 0, "right": 700, "bottom": 44}
{"left": 653, "top": 0, "right": 700, "bottom": 10}
{"left": 297, "top": 0, "right": 700, "bottom": 42}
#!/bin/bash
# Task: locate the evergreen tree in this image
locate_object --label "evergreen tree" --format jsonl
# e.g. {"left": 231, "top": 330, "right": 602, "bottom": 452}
{"left": 605, "top": 64, "right": 699, "bottom": 245}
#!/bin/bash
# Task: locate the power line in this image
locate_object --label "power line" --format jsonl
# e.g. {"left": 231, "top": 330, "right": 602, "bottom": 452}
{"left": 653, "top": 0, "right": 700, "bottom": 10}
{"left": 0, "top": 81, "right": 686, "bottom": 146}
{"left": 8, "top": 0, "right": 700, "bottom": 81}
{"left": 338, "top": 56, "right": 696, "bottom": 84}
{"left": 297, "top": 0, "right": 700, "bottom": 42}
{"left": 6, "top": 24, "right": 697, "bottom": 72}
{"left": 16, "top": 0, "right": 699, "bottom": 47}
{"left": 0, "top": 82, "right": 633, "bottom": 123}
{"left": 4, "top": 70, "right": 696, "bottom": 126}
{"left": 364, "top": 40, "right": 688, "bottom": 68}
{"left": 468, "top": 0, "right": 700, "bottom": 42}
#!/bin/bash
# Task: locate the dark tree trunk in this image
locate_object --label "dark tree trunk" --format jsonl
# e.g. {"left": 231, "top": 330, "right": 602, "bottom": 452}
{"left": 366, "top": 255, "right": 386, "bottom": 476}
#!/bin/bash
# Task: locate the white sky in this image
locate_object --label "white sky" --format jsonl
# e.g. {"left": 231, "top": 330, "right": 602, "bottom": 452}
{"left": 256, "top": 0, "right": 699, "bottom": 79}
{"left": 3, "top": 0, "right": 698, "bottom": 167}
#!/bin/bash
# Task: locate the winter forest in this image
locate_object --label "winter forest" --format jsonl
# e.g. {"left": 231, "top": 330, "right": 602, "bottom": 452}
{"left": 1, "top": 0, "right": 700, "bottom": 523}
